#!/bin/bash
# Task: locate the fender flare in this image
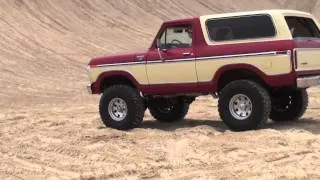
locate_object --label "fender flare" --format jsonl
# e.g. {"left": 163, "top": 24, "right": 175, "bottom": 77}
{"left": 94, "top": 70, "right": 141, "bottom": 93}
{"left": 212, "top": 63, "right": 268, "bottom": 89}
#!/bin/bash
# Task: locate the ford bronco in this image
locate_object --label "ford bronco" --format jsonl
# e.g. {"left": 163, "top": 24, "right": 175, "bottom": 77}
{"left": 87, "top": 10, "right": 320, "bottom": 131}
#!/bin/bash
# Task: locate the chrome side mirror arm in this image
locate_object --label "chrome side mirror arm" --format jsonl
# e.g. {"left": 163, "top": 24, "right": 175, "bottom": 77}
{"left": 156, "top": 39, "right": 165, "bottom": 60}
{"left": 157, "top": 48, "right": 163, "bottom": 60}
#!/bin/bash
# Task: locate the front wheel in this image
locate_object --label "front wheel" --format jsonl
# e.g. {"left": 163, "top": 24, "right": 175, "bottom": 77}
{"left": 270, "top": 89, "right": 308, "bottom": 122}
{"left": 99, "top": 85, "right": 144, "bottom": 130}
{"left": 148, "top": 98, "right": 189, "bottom": 122}
{"left": 218, "top": 80, "right": 271, "bottom": 131}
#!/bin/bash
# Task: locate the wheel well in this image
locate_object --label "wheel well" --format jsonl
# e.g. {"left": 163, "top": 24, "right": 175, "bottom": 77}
{"left": 217, "top": 69, "right": 267, "bottom": 92}
{"left": 100, "top": 75, "right": 136, "bottom": 92}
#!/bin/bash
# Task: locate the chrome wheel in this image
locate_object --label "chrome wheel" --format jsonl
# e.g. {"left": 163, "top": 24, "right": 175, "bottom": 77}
{"left": 229, "top": 94, "right": 252, "bottom": 120}
{"left": 108, "top": 98, "right": 128, "bottom": 121}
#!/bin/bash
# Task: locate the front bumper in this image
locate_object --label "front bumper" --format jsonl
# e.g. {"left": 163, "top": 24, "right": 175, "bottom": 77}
{"left": 297, "top": 75, "right": 320, "bottom": 88}
{"left": 87, "top": 84, "right": 92, "bottom": 94}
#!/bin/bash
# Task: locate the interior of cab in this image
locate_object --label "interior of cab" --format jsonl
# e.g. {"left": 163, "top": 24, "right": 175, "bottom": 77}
{"left": 206, "top": 15, "right": 276, "bottom": 42}
{"left": 159, "top": 26, "right": 193, "bottom": 49}
{"left": 209, "top": 27, "right": 234, "bottom": 41}
{"left": 285, "top": 16, "right": 320, "bottom": 38}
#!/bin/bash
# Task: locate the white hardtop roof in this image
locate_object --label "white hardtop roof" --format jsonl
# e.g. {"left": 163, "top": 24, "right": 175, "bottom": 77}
{"left": 200, "top": 9, "right": 313, "bottom": 19}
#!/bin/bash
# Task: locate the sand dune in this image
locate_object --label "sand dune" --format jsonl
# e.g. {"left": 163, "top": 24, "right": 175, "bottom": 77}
{"left": 0, "top": 0, "right": 319, "bottom": 105}
{"left": 0, "top": 0, "right": 320, "bottom": 179}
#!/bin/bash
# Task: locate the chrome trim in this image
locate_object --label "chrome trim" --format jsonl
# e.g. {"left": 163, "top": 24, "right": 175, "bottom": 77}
{"left": 297, "top": 75, "right": 320, "bottom": 88}
{"left": 96, "top": 61, "right": 145, "bottom": 67}
{"left": 147, "top": 57, "right": 195, "bottom": 64}
{"left": 157, "top": 48, "right": 164, "bottom": 60}
{"left": 229, "top": 94, "right": 252, "bottom": 120}
{"left": 293, "top": 48, "right": 297, "bottom": 69}
{"left": 108, "top": 97, "right": 128, "bottom": 121}
{"left": 182, "top": 52, "right": 192, "bottom": 56}
{"left": 295, "top": 67, "right": 320, "bottom": 71}
{"left": 136, "top": 55, "right": 145, "bottom": 61}
{"left": 195, "top": 51, "right": 278, "bottom": 61}
{"left": 87, "top": 84, "right": 92, "bottom": 94}
{"left": 86, "top": 65, "right": 90, "bottom": 72}
{"left": 95, "top": 51, "right": 286, "bottom": 67}
{"left": 166, "top": 58, "right": 195, "bottom": 62}
{"left": 286, "top": 50, "right": 291, "bottom": 55}
{"left": 147, "top": 60, "right": 163, "bottom": 64}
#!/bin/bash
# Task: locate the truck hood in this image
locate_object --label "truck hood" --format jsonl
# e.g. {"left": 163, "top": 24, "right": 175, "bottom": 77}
{"left": 88, "top": 51, "right": 147, "bottom": 66}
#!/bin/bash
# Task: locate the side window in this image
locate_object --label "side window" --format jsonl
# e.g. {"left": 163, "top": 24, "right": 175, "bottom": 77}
{"left": 285, "top": 16, "right": 320, "bottom": 38}
{"left": 206, "top": 15, "right": 276, "bottom": 42}
{"left": 159, "top": 25, "right": 192, "bottom": 49}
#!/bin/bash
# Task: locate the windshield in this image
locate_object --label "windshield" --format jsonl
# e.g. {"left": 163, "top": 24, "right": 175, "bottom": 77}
{"left": 285, "top": 16, "right": 320, "bottom": 38}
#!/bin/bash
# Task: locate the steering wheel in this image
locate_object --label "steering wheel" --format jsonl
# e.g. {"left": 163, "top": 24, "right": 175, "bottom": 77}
{"left": 170, "top": 39, "right": 183, "bottom": 47}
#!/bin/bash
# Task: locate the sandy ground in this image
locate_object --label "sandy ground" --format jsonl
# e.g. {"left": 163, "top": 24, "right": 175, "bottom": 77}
{"left": 1, "top": 88, "right": 319, "bottom": 179}
{"left": 1, "top": 0, "right": 320, "bottom": 179}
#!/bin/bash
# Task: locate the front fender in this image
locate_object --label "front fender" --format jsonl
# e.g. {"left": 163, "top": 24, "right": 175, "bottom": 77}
{"left": 92, "top": 70, "right": 142, "bottom": 94}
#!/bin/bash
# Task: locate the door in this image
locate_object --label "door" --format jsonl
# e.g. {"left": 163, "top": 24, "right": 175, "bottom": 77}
{"left": 146, "top": 24, "right": 198, "bottom": 86}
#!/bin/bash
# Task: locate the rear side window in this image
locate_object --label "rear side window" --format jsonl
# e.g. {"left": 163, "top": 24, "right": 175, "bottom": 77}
{"left": 285, "top": 16, "right": 320, "bottom": 38}
{"left": 206, "top": 15, "right": 276, "bottom": 42}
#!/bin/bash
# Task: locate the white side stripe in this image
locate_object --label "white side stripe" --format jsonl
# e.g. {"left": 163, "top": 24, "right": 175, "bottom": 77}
{"left": 96, "top": 61, "right": 145, "bottom": 67}
{"left": 95, "top": 51, "right": 288, "bottom": 67}
{"left": 196, "top": 51, "right": 278, "bottom": 61}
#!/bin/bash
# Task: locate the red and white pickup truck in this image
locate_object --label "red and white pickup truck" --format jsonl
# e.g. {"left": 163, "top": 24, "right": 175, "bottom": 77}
{"left": 87, "top": 10, "right": 320, "bottom": 131}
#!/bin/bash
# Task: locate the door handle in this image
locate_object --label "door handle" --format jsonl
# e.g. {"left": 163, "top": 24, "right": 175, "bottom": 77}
{"left": 182, "top": 52, "right": 192, "bottom": 56}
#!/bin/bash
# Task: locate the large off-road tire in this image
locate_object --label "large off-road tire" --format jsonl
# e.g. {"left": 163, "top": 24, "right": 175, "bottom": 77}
{"left": 148, "top": 98, "right": 189, "bottom": 122}
{"left": 270, "top": 89, "right": 308, "bottom": 122}
{"left": 99, "top": 85, "right": 144, "bottom": 130}
{"left": 218, "top": 80, "right": 271, "bottom": 131}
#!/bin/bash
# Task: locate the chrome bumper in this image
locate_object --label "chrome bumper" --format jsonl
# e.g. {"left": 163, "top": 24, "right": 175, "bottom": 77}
{"left": 297, "top": 75, "right": 320, "bottom": 88}
{"left": 87, "top": 84, "right": 92, "bottom": 94}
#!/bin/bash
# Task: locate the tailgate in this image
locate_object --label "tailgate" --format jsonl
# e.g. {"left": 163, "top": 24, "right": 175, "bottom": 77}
{"left": 295, "top": 48, "right": 320, "bottom": 71}
{"left": 294, "top": 38, "right": 320, "bottom": 71}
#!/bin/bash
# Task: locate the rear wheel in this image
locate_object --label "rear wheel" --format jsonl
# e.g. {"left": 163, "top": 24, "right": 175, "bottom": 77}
{"left": 218, "top": 80, "right": 271, "bottom": 131}
{"left": 99, "top": 85, "right": 144, "bottom": 130}
{"left": 270, "top": 89, "right": 308, "bottom": 121}
{"left": 148, "top": 98, "right": 189, "bottom": 122}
